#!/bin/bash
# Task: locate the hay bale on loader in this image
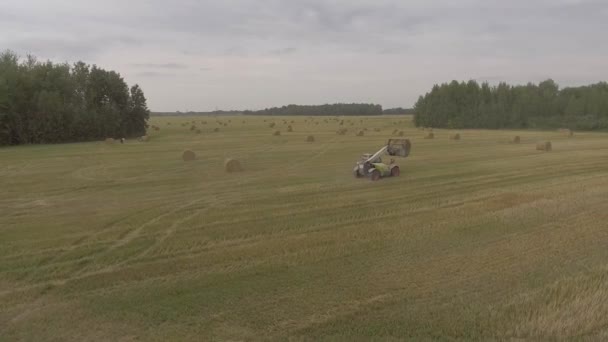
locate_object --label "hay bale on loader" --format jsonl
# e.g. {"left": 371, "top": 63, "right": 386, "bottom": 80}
{"left": 273, "top": 130, "right": 281, "bottom": 136}
{"left": 450, "top": 133, "right": 461, "bottom": 140}
{"left": 424, "top": 132, "right": 435, "bottom": 139}
{"left": 306, "top": 135, "right": 315, "bottom": 142}
{"left": 536, "top": 141, "right": 552, "bottom": 151}
{"left": 224, "top": 158, "right": 243, "bottom": 172}
{"left": 182, "top": 150, "right": 196, "bottom": 161}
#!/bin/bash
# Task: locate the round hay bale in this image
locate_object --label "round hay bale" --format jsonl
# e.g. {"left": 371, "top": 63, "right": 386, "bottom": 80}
{"left": 450, "top": 133, "right": 461, "bottom": 140}
{"left": 536, "top": 141, "right": 552, "bottom": 151}
{"left": 269, "top": 123, "right": 276, "bottom": 128}
{"left": 139, "top": 135, "right": 149, "bottom": 142}
{"left": 182, "top": 150, "right": 196, "bottom": 161}
{"left": 224, "top": 158, "right": 243, "bottom": 172}
{"left": 336, "top": 128, "right": 348, "bottom": 135}
{"left": 339, "top": 120, "right": 344, "bottom": 126}
{"left": 398, "top": 131, "right": 405, "bottom": 137}
{"left": 202, "top": 121, "right": 207, "bottom": 125}
{"left": 273, "top": 130, "right": 281, "bottom": 136}
{"left": 195, "top": 129, "right": 202, "bottom": 134}
{"left": 374, "top": 128, "right": 381, "bottom": 132}
{"left": 356, "top": 130, "right": 364, "bottom": 136}
{"left": 424, "top": 132, "right": 434, "bottom": 139}
{"left": 223, "top": 123, "right": 228, "bottom": 126}
{"left": 287, "top": 125, "right": 293, "bottom": 132}
{"left": 190, "top": 125, "right": 196, "bottom": 131}
{"left": 154, "top": 126, "right": 160, "bottom": 131}
{"left": 105, "top": 138, "right": 114, "bottom": 144}
{"left": 213, "top": 128, "right": 220, "bottom": 132}
{"left": 306, "top": 135, "right": 315, "bottom": 142}
{"left": 392, "top": 129, "right": 398, "bottom": 135}
{"left": 512, "top": 136, "right": 521, "bottom": 143}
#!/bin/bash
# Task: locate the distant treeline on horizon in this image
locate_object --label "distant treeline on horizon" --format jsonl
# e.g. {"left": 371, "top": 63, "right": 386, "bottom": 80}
{"left": 414, "top": 79, "right": 608, "bottom": 130}
{"left": 153, "top": 105, "right": 414, "bottom": 116}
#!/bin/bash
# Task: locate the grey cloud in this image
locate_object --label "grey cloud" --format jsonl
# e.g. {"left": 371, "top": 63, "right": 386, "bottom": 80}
{"left": 270, "top": 47, "right": 297, "bottom": 55}
{"left": 135, "top": 71, "right": 170, "bottom": 77}
{"left": 132, "top": 63, "right": 188, "bottom": 69}
{"left": 1, "top": 0, "right": 607, "bottom": 111}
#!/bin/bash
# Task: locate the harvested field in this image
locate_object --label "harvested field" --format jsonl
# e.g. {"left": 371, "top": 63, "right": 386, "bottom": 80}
{"left": 2, "top": 115, "right": 608, "bottom": 340}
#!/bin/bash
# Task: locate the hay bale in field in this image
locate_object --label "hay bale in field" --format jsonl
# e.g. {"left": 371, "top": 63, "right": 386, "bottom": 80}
{"left": 356, "top": 130, "right": 364, "bottom": 136}
{"left": 374, "top": 128, "right": 381, "bottom": 132}
{"left": 195, "top": 129, "right": 202, "bottom": 134}
{"left": 154, "top": 126, "right": 160, "bottom": 131}
{"left": 273, "top": 130, "right": 281, "bottom": 136}
{"left": 536, "top": 141, "right": 552, "bottom": 151}
{"left": 287, "top": 125, "right": 293, "bottom": 132}
{"left": 213, "top": 127, "right": 220, "bottom": 132}
{"left": 512, "top": 136, "right": 521, "bottom": 143}
{"left": 269, "top": 122, "right": 276, "bottom": 128}
{"left": 339, "top": 120, "right": 344, "bottom": 126}
{"left": 167, "top": 122, "right": 171, "bottom": 125}
{"left": 182, "top": 150, "right": 196, "bottom": 161}
{"left": 398, "top": 131, "right": 405, "bottom": 137}
{"left": 104, "top": 138, "right": 114, "bottom": 144}
{"left": 450, "top": 133, "right": 461, "bottom": 140}
{"left": 424, "top": 132, "right": 435, "bottom": 139}
{"left": 139, "top": 135, "right": 149, "bottom": 142}
{"left": 202, "top": 121, "right": 207, "bottom": 125}
{"left": 291, "top": 120, "right": 295, "bottom": 124}
{"left": 336, "top": 128, "right": 348, "bottom": 135}
{"left": 190, "top": 125, "right": 196, "bottom": 131}
{"left": 306, "top": 135, "right": 315, "bottom": 142}
{"left": 223, "top": 123, "right": 228, "bottom": 126}
{"left": 224, "top": 158, "right": 243, "bottom": 172}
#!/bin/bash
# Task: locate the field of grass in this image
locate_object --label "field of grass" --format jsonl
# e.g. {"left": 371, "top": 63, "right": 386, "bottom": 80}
{"left": 2, "top": 115, "right": 608, "bottom": 340}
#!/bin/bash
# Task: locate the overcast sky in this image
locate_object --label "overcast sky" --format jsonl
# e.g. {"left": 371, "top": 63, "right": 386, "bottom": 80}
{"left": 1, "top": 0, "right": 607, "bottom": 111}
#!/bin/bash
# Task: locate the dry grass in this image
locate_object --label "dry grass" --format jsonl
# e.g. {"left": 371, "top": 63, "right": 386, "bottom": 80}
{"left": 2, "top": 115, "right": 608, "bottom": 341}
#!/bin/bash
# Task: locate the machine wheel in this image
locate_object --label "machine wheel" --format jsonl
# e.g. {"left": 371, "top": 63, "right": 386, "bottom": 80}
{"left": 370, "top": 169, "right": 381, "bottom": 181}
{"left": 391, "top": 166, "right": 400, "bottom": 177}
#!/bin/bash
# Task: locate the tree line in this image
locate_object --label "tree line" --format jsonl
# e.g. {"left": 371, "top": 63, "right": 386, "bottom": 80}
{"left": 414, "top": 79, "right": 608, "bottom": 130}
{"left": 243, "top": 103, "right": 383, "bottom": 116}
{"left": 0, "top": 50, "right": 150, "bottom": 146}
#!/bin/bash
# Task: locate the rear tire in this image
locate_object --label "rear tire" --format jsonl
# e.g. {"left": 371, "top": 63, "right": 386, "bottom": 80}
{"left": 391, "top": 166, "right": 400, "bottom": 177}
{"left": 370, "top": 169, "right": 381, "bottom": 181}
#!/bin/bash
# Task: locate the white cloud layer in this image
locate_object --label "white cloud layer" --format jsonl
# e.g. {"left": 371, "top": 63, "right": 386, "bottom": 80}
{"left": 2, "top": 0, "right": 607, "bottom": 111}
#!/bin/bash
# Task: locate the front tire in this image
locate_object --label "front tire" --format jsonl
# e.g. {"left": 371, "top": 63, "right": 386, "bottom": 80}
{"left": 391, "top": 166, "right": 400, "bottom": 177}
{"left": 370, "top": 169, "right": 381, "bottom": 181}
